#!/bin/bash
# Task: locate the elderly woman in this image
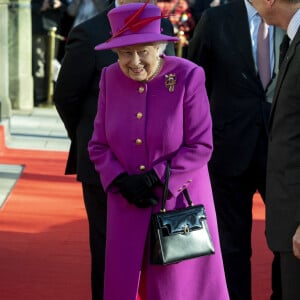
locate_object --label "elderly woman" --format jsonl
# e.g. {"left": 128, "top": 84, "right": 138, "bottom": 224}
{"left": 88, "top": 2, "right": 229, "bottom": 299}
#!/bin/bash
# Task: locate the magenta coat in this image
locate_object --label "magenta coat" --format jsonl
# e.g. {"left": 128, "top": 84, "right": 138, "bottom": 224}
{"left": 88, "top": 55, "right": 229, "bottom": 300}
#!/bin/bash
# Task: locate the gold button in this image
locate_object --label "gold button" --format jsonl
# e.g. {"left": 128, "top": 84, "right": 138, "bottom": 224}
{"left": 139, "top": 165, "right": 146, "bottom": 171}
{"left": 135, "top": 138, "right": 142, "bottom": 145}
{"left": 136, "top": 112, "right": 143, "bottom": 119}
{"left": 138, "top": 86, "right": 145, "bottom": 93}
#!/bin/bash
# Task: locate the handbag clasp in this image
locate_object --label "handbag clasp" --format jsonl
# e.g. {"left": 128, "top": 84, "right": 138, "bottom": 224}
{"left": 183, "top": 224, "right": 190, "bottom": 234}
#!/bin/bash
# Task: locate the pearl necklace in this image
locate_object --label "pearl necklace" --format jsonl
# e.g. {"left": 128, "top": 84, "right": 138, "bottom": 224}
{"left": 146, "top": 57, "right": 163, "bottom": 82}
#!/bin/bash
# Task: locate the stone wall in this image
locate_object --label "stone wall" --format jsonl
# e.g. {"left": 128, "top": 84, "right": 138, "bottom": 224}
{"left": 0, "top": 0, "right": 12, "bottom": 118}
{"left": 8, "top": 0, "right": 34, "bottom": 110}
{"left": 0, "top": 0, "right": 33, "bottom": 120}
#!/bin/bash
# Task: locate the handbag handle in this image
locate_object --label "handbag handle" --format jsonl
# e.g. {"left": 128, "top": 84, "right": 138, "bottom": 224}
{"left": 161, "top": 162, "right": 193, "bottom": 212}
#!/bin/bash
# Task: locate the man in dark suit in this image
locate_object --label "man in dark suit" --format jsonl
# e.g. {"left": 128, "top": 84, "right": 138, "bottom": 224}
{"left": 251, "top": 0, "right": 300, "bottom": 299}
{"left": 53, "top": 1, "right": 174, "bottom": 299}
{"left": 188, "top": 0, "right": 284, "bottom": 299}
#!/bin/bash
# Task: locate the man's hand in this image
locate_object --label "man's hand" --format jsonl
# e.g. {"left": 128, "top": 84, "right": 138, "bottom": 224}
{"left": 41, "top": 0, "right": 62, "bottom": 11}
{"left": 293, "top": 225, "right": 300, "bottom": 259}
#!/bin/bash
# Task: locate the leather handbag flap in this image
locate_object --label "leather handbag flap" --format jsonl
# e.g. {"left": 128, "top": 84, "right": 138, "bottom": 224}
{"left": 157, "top": 205, "right": 206, "bottom": 235}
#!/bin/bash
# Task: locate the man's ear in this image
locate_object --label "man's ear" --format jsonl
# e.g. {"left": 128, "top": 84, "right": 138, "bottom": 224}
{"left": 268, "top": 0, "right": 276, "bottom": 7}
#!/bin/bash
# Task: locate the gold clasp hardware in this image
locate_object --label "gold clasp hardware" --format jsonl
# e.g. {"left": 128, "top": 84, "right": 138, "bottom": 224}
{"left": 183, "top": 224, "right": 189, "bottom": 234}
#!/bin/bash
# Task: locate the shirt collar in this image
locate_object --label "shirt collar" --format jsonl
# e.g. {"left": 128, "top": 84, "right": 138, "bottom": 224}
{"left": 287, "top": 8, "right": 300, "bottom": 41}
{"left": 244, "top": 0, "right": 258, "bottom": 21}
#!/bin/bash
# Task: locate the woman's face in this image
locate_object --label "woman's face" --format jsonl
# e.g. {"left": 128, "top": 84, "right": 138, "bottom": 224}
{"left": 116, "top": 44, "right": 160, "bottom": 82}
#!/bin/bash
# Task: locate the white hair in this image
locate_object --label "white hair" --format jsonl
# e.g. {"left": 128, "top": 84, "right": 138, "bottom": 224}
{"left": 157, "top": 42, "right": 168, "bottom": 55}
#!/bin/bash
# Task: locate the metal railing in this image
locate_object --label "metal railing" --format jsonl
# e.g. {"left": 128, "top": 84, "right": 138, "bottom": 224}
{"left": 47, "top": 27, "right": 64, "bottom": 105}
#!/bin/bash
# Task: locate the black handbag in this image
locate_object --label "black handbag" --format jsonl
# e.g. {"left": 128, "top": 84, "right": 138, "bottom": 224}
{"left": 150, "top": 162, "right": 215, "bottom": 265}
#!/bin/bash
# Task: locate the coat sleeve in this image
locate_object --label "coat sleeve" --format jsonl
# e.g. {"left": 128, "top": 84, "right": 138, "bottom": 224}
{"left": 187, "top": 10, "right": 213, "bottom": 95}
{"left": 88, "top": 68, "right": 126, "bottom": 191}
{"left": 53, "top": 24, "right": 96, "bottom": 140}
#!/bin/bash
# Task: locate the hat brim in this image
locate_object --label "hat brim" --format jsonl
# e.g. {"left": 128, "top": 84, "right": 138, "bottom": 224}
{"left": 95, "top": 33, "right": 179, "bottom": 50}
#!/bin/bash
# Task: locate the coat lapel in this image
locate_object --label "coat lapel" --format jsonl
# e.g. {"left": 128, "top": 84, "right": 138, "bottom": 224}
{"left": 269, "top": 27, "right": 300, "bottom": 129}
{"left": 229, "top": 0, "right": 257, "bottom": 74}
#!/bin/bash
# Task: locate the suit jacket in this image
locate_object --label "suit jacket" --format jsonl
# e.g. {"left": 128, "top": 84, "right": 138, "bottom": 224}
{"left": 53, "top": 3, "right": 175, "bottom": 184}
{"left": 266, "top": 27, "right": 300, "bottom": 251}
{"left": 187, "top": 0, "right": 284, "bottom": 176}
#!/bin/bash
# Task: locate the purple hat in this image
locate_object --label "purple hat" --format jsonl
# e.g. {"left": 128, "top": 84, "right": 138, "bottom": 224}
{"left": 95, "top": 2, "right": 178, "bottom": 50}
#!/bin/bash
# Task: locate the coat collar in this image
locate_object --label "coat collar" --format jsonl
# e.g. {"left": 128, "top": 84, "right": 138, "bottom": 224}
{"left": 227, "top": 0, "right": 257, "bottom": 75}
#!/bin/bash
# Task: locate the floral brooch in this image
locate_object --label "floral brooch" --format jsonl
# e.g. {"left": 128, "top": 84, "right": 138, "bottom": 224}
{"left": 165, "top": 74, "right": 176, "bottom": 92}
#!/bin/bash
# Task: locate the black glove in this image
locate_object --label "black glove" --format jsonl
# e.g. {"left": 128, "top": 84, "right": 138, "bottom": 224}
{"left": 131, "top": 191, "right": 159, "bottom": 208}
{"left": 113, "top": 170, "right": 160, "bottom": 208}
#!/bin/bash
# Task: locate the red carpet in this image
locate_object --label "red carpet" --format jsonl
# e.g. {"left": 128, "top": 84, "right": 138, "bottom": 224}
{"left": 0, "top": 126, "right": 91, "bottom": 299}
{"left": 0, "top": 125, "right": 272, "bottom": 299}
{"left": 252, "top": 194, "right": 273, "bottom": 300}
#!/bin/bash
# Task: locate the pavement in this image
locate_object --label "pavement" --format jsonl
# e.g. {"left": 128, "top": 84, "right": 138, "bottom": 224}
{"left": 0, "top": 106, "right": 70, "bottom": 207}
{"left": 1, "top": 106, "right": 70, "bottom": 151}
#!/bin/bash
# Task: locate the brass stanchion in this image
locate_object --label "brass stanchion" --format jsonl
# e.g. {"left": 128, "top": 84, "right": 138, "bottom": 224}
{"left": 47, "top": 27, "right": 57, "bottom": 106}
{"left": 45, "top": 27, "right": 65, "bottom": 106}
{"left": 176, "top": 30, "right": 187, "bottom": 58}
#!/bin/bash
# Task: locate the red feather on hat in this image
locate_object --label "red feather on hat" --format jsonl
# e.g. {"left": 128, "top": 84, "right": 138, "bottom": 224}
{"left": 108, "top": 0, "right": 164, "bottom": 40}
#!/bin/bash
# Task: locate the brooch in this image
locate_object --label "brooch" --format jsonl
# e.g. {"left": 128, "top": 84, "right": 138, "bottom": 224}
{"left": 165, "top": 74, "right": 176, "bottom": 92}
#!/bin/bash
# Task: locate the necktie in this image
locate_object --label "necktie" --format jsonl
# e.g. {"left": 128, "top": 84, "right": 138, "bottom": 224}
{"left": 257, "top": 18, "right": 271, "bottom": 89}
{"left": 279, "top": 34, "right": 290, "bottom": 68}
